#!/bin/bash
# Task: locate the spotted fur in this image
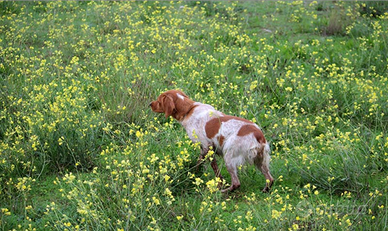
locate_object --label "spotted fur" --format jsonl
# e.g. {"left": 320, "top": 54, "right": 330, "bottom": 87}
{"left": 150, "top": 90, "right": 274, "bottom": 192}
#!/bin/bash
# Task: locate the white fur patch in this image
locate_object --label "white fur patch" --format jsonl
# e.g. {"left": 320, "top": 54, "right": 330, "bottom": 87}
{"left": 177, "top": 93, "right": 185, "bottom": 100}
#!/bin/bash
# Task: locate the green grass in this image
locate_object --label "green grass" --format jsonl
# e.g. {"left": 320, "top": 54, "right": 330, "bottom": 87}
{"left": 1, "top": 1, "right": 388, "bottom": 230}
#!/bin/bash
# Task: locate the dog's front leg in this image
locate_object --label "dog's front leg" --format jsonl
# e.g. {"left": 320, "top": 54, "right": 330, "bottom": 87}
{"left": 196, "top": 146, "right": 224, "bottom": 189}
{"left": 195, "top": 146, "right": 209, "bottom": 170}
{"left": 210, "top": 157, "right": 224, "bottom": 188}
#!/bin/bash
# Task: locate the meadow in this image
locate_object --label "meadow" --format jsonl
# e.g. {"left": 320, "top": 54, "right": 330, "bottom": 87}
{"left": 1, "top": 1, "right": 388, "bottom": 230}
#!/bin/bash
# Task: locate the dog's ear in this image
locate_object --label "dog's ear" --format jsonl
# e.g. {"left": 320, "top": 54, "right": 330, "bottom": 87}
{"left": 161, "top": 94, "right": 175, "bottom": 118}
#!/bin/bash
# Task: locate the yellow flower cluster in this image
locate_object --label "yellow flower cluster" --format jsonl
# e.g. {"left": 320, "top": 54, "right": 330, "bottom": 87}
{"left": 1, "top": 1, "right": 387, "bottom": 230}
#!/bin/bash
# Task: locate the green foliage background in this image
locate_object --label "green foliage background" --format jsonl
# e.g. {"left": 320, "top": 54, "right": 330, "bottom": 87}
{"left": 1, "top": 1, "right": 387, "bottom": 230}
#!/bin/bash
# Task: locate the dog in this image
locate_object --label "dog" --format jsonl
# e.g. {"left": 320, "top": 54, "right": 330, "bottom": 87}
{"left": 150, "top": 90, "right": 274, "bottom": 192}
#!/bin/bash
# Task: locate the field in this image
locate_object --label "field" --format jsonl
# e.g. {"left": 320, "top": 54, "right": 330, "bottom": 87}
{"left": 1, "top": 1, "right": 388, "bottom": 230}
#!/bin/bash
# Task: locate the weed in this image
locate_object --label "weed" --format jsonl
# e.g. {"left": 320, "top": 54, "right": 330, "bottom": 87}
{"left": 1, "top": 1, "right": 387, "bottom": 230}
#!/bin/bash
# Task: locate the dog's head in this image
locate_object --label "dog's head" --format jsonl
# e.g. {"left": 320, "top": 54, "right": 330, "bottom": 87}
{"left": 150, "top": 90, "right": 195, "bottom": 121}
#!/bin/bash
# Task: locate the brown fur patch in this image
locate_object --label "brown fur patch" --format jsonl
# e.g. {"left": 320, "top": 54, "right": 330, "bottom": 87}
{"left": 173, "top": 100, "right": 195, "bottom": 121}
{"left": 217, "top": 135, "right": 225, "bottom": 147}
{"left": 153, "top": 90, "right": 196, "bottom": 121}
{"left": 184, "top": 105, "right": 198, "bottom": 120}
{"left": 205, "top": 115, "right": 254, "bottom": 139}
{"left": 237, "top": 124, "right": 266, "bottom": 144}
{"left": 160, "top": 94, "right": 175, "bottom": 118}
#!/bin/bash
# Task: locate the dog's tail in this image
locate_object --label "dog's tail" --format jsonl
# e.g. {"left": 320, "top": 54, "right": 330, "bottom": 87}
{"left": 252, "top": 142, "right": 268, "bottom": 164}
{"left": 256, "top": 141, "right": 269, "bottom": 156}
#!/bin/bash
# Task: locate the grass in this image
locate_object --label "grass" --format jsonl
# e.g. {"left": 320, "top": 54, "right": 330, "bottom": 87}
{"left": 1, "top": 1, "right": 388, "bottom": 230}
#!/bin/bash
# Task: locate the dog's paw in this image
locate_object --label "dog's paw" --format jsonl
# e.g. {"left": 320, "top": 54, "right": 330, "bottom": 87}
{"left": 262, "top": 187, "right": 271, "bottom": 193}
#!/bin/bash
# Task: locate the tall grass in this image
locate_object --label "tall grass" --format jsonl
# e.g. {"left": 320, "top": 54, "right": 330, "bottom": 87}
{"left": 1, "top": 1, "right": 387, "bottom": 230}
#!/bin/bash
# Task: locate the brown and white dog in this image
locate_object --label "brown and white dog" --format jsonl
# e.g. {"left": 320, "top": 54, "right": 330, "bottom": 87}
{"left": 150, "top": 90, "right": 274, "bottom": 192}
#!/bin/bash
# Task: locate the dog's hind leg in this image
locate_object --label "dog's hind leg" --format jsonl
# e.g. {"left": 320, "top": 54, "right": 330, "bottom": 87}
{"left": 254, "top": 144, "right": 274, "bottom": 192}
{"left": 260, "top": 164, "right": 274, "bottom": 193}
